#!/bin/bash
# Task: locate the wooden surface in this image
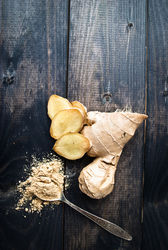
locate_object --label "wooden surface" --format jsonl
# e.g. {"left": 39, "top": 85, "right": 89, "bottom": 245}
{"left": 65, "top": 1, "right": 146, "bottom": 250}
{"left": 0, "top": 0, "right": 68, "bottom": 249}
{"left": 142, "top": 0, "right": 168, "bottom": 250}
{"left": 0, "top": 0, "right": 167, "bottom": 250}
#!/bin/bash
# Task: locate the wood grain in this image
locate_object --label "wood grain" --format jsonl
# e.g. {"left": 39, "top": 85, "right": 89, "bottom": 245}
{"left": 2, "top": 0, "right": 167, "bottom": 249}
{"left": 0, "top": 0, "right": 68, "bottom": 249}
{"left": 142, "top": 0, "right": 168, "bottom": 249}
{"left": 65, "top": 0, "right": 146, "bottom": 249}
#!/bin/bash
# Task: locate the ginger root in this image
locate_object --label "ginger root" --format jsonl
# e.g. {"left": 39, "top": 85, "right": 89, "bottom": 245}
{"left": 78, "top": 111, "right": 148, "bottom": 199}
{"left": 47, "top": 95, "right": 148, "bottom": 199}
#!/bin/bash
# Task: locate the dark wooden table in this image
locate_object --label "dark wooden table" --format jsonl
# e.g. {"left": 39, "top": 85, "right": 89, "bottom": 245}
{"left": 0, "top": 0, "right": 168, "bottom": 249}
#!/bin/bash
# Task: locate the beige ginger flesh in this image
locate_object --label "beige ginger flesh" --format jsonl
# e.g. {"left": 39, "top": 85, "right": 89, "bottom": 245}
{"left": 50, "top": 108, "right": 84, "bottom": 140}
{"left": 47, "top": 95, "right": 148, "bottom": 199}
{"left": 71, "top": 100, "right": 87, "bottom": 118}
{"left": 48, "top": 96, "right": 90, "bottom": 159}
{"left": 53, "top": 133, "right": 91, "bottom": 160}
{"left": 47, "top": 95, "right": 72, "bottom": 120}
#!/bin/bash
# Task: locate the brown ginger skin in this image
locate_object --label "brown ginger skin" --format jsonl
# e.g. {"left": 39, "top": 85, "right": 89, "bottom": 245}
{"left": 78, "top": 111, "right": 148, "bottom": 199}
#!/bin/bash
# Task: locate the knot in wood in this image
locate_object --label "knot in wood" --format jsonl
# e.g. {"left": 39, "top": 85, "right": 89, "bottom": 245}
{"left": 102, "top": 93, "right": 112, "bottom": 104}
{"left": 127, "top": 22, "right": 134, "bottom": 31}
{"left": 2, "top": 71, "right": 15, "bottom": 85}
{"left": 163, "top": 90, "right": 168, "bottom": 97}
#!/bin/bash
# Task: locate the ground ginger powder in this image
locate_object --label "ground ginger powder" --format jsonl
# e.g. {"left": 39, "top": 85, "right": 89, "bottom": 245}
{"left": 16, "top": 157, "right": 64, "bottom": 213}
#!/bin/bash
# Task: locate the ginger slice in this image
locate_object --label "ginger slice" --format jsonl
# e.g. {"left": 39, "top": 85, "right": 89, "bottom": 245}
{"left": 50, "top": 108, "right": 84, "bottom": 139}
{"left": 53, "top": 133, "right": 91, "bottom": 160}
{"left": 71, "top": 101, "right": 87, "bottom": 117}
{"left": 47, "top": 95, "right": 72, "bottom": 120}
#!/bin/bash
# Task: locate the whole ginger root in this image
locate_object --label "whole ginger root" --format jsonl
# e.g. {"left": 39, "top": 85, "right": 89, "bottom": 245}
{"left": 78, "top": 111, "right": 148, "bottom": 199}
{"left": 47, "top": 95, "right": 148, "bottom": 199}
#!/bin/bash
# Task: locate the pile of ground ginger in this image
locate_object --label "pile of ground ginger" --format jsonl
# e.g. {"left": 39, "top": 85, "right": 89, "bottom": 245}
{"left": 16, "top": 156, "right": 65, "bottom": 213}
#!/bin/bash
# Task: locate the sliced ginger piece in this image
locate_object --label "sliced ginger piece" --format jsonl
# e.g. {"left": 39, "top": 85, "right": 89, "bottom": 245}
{"left": 71, "top": 101, "right": 87, "bottom": 117}
{"left": 48, "top": 95, "right": 72, "bottom": 120}
{"left": 50, "top": 108, "right": 84, "bottom": 139}
{"left": 53, "top": 133, "right": 91, "bottom": 160}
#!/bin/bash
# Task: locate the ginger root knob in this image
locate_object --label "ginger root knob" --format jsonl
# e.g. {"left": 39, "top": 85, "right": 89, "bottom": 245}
{"left": 79, "top": 155, "right": 119, "bottom": 199}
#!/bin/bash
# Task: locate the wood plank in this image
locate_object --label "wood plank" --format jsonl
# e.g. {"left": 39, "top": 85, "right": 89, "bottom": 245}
{"left": 142, "top": 0, "right": 168, "bottom": 249}
{"left": 0, "top": 0, "right": 68, "bottom": 249}
{"left": 65, "top": 0, "right": 146, "bottom": 249}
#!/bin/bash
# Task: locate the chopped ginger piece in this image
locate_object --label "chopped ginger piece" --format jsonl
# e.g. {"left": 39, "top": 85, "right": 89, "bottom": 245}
{"left": 53, "top": 133, "right": 91, "bottom": 160}
{"left": 50, "top": 108, "right": 84, "bottom": 139}
{"left": 47, "top": 95, "right": 72, "bottom": 120}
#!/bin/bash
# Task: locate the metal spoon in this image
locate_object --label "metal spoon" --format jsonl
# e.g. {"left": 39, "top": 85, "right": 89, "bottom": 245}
{"left": 35, "top": 191, "right": 132, "bottom": 241}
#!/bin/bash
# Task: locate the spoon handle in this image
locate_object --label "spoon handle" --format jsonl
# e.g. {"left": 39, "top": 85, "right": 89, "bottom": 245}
{"left": 63, "top": 197, "right": 132, "bottom": 241}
